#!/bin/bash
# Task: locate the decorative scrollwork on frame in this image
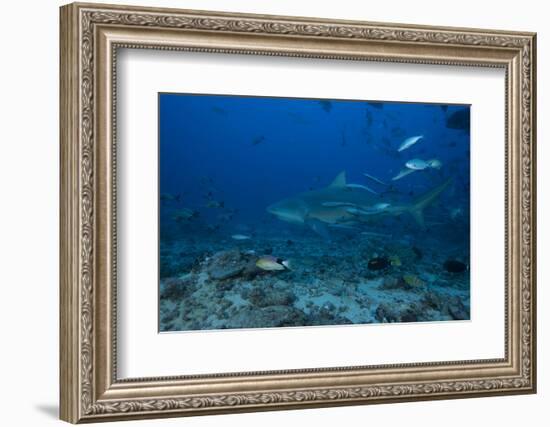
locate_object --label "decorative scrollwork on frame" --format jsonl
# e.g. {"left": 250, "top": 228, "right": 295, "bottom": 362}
{"left": 85, "top": 377, "right": 530, "bottom": 415}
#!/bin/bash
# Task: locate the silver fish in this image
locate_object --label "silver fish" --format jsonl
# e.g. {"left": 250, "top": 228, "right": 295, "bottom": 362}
{"left": 405, "top": 158, "right": 430, "bottom": 170}
{"left": 231, "top": 234, "right": 251, "bottom": 240}
{"left": 397, "top": 135, "right": 423, "bottom": 152}
{"left": 172, "top": 208, "right": 197, "bottom": 222}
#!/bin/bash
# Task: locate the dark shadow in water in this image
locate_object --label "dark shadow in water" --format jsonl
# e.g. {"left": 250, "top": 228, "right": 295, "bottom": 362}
{"left": 35, "top": 404, "right": 58, "bottom": 419}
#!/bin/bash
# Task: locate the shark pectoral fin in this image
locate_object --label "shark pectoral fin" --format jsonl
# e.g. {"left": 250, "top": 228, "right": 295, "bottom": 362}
{"left": 306, "top": 218, "right": 331, "bottom": 239}
{"left": 408, "top": 177, "right": 453, "bottom": 228}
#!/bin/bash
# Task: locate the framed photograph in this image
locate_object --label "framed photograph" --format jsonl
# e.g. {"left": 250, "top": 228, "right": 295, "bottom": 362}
{"left": 60, "top": 2, "right": 537, "bottom": 423}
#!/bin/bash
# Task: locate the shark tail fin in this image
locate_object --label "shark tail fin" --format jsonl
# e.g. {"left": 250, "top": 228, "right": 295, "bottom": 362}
{"left": 408, "top": 178, "right": 453, "bottom": 228}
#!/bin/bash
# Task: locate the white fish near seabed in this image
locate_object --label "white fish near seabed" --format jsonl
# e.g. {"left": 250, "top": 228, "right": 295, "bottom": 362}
{"left": 205, "top": 200, "right": 224, "bottom": 209}
{"left": 346, "top": 183, "right": 378, "bottom": 194}
{"left": 397, "top": 135, "right": 423, "bottom": 152}
{"left": 172, "top": 208, "right": 197, "bottom": 222}
{"left": 256, "top": 255, "right": 291, "bottom": 271}
{"left": 392, "top": 168, "right": 417, "bottom": 181}
{"left": 393, "top": 158, "right": 441, "bottom": 181}
{"left": 405, "top": 158, "right": 430, "bottom": 170}
{"left": 231, "top": 234, "right": 251, "bottom": 240}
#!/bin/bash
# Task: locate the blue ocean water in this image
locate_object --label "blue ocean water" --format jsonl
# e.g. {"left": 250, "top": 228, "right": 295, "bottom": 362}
{"left": 158, "top": 93, "right": 470, "bottom": 332}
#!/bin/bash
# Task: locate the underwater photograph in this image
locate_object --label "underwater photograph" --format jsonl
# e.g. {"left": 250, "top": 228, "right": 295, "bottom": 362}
{"left": 158, "top": 93, "right": 471, "bottom": 332}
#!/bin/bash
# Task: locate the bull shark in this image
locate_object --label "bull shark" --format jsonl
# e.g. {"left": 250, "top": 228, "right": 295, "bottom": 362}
{"left": 267, "top": 171, "right": 452, "bottom": 236}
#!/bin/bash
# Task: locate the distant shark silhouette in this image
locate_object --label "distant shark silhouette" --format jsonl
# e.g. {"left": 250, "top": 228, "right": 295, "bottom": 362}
{"left": 267, "top": 171, "right": 452, "bottom": 236}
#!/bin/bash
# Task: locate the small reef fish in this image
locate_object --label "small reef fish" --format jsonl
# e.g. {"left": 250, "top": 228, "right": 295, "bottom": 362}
{"left": 231, "top": 234, "right": 251, "bottom": 240}
{"left": 405, "top": 158, "right": 430, "bottom": 170}
{"left": 403, "top": 274, "right": 425, "bottom": 287}
{"left": 172, "top": 208, "right": 197, "bottom": 222}
{"left": 256, "top": 255, "right": 291, "bottom": 271}
{"left": 389, "top": 255, "right": 402, "bottom": 266}
{"left": 346, "top": 183, "right": 378, "bottom": 194}
{"left": 205, "top": 200, "right": 224, "bottom": 209}
{"left": 363, "top": 172, "right": 388, "bottom": 186}
{"left": 397, "top": 135, "right": 423, "bottom": 152}
{"left": 393, "top": 158, "right": 443, "bottom": 180}
{"left": 443, "top": 259, "right": 468, "bottom": 273}
{"left": 160, "top": 193, "right": 181, "bottom": 203}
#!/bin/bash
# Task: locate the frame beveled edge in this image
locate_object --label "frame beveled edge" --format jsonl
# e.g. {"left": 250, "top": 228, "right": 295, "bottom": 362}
{"left": 59, "top": 2, "right": 536, "bottom": 423}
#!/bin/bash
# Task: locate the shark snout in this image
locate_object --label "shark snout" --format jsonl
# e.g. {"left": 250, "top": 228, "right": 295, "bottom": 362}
{"left": 266, "top": 203, "right": 287, "bottom": 219}
{"left": 266, "top": 199, "right": 306, "bottom": 224}
{"left": 266, "top": 203, "right": 278, "bottom": 215}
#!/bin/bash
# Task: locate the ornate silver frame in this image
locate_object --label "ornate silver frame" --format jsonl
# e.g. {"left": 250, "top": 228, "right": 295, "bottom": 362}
{"left": 60, "top": 2, "right": 536, "bottom": 423}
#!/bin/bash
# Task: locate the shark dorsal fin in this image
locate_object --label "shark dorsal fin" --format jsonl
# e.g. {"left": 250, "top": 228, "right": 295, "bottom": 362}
{"left": 329, "top": 171, "right": 347, "bottom": 188}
